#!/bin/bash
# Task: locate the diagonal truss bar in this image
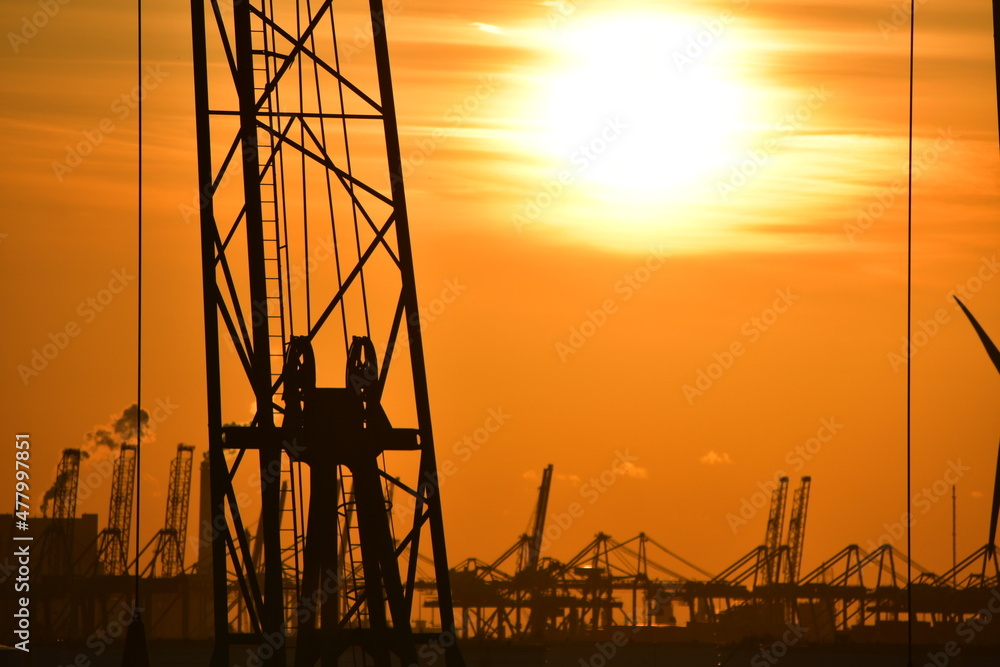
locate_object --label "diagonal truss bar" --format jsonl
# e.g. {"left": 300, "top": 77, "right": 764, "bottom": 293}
{"left": 224, "top": 529, "right": 264, "bottom": 635}
{"left": 212, "top": 134, "right": 244, "bottom": 194}
{"left": 307, "top": 212, "right": 395, "bottom": 341}
{"left": 268, "top": 211, "right": 397, "bottom": 394}
{"left": 248, "top": 4, "right": 383, "bottom": 114}
{"left": 297, "top": 117, "right": 401, "bottom": 265}
{"left": 255, "top": 119, "right": 393, "bottom": 205}
{"left": 378, "top": 291, "right": 406, "bottom": 394}
{"left": 214, "top": 233, "right": 256, "bottom": 357}
{"left": 215, "top": 286, "right": 255, "bottom": 378}
{"left": 209, "top": 0, "right": 239, "bottom": 82}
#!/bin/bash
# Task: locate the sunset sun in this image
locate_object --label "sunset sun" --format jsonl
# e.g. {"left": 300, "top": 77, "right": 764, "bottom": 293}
{"left": 7, "top": 0, "right": 1000, "bottom": 660}
{"left": 538, "top": 12, "right": 753, "bottom": 199}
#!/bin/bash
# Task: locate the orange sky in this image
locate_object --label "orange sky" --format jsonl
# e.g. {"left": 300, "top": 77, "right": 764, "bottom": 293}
{"left": 2, "top": 0, "right": 1000, "bottom": 582}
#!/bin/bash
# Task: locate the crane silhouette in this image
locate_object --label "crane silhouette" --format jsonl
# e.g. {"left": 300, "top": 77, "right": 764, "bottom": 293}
{"left": 953, "top": 297, "right": 1000, "bottom": 579}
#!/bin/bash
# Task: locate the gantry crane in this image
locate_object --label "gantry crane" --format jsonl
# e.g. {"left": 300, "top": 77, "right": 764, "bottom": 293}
{"left": 41, "top": 448, "right": 82, "bottom": 520}
{"left": 96, "top": 444, "right": 137, "bottom": 576}
{"left": 940, "top": 298, "right": 1000, "bottom": 585}
{"left": 785, "top": 476, "right": 811, "bottom": 584}
{"left": 520, "top": 464, "right": 554, "bottom": 574}
{"left": 190, "top": 0, "right": 463, "bottom": 665}
{"left": 38, "top": 448, "right": 83, "bottom": 574}
{"left": 521, "top": 464, "right": 554, "bottom": 638}
{"left": 143, "top": 444, "right": 195, "bottom": 577}
{"left": 764, "top": 476, "right": 789, "bottom": 585}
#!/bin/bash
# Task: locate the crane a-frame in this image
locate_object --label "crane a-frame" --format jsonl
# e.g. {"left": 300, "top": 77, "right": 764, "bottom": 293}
{"left": 190, "top": 1, "right": 464, "bottom": 664}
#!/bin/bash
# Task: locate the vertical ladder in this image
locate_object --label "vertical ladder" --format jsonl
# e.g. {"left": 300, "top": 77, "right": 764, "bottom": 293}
{"left": 250, "top": 0, "right": 302, "bottom": 637}
{"left": 249, "top": 0, "right": 288, "bottom": 395}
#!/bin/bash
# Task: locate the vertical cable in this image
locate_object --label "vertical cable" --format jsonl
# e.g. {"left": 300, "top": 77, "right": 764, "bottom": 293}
{"left": 952, "top": 485, "right": 957, "bottom": 586}
{"left": 134, "top": 0, "right": 143, "bottom": 607}
{"left": 330, "top": 12, "right": 371, "bottom": 340}
{"left": 906, "top": 0, "right": 915, "bottom": 664}
{"left": 311, "top": 0, "right": 349, "bottom": 349}
{"left": 296, "top": 0, "right": 312, "bottom": 329}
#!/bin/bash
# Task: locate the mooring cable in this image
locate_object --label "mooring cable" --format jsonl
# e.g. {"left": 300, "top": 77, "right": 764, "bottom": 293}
{"left": 133, "top": 0, "right": 143, "bottom": 608}
{"left": 906, "top": 0, "right": 915, "bottom": 664}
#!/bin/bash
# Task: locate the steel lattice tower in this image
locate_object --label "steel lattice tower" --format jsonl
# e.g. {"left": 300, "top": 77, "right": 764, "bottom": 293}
{"left": 96, "top": 444, "right": 137, "bottom": 576}
{"left": 45, "top": 448, "right": 82, "bottom": 520}
{"left": 150, "top": 444, "right": 195, "bottom": 577}
{"left": 763, "top": 476, "right": 789, "bottom": 585}
{"left": 39, "top": 448, "right": 82, "bottom": 575}
{"left": 190, "top": 1, "right": 463, "bottom": 665}
{"left": 784, "top": 476, "right": 811, "bottom": 585}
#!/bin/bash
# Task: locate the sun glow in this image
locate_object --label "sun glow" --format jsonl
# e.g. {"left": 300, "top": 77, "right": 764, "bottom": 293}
{"left": 536, "top": 12, "right": 756, "bottom": 201}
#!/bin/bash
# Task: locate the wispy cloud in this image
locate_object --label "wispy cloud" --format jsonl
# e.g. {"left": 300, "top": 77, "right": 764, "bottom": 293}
{"left": 472, "top": 22, "right": 507, "bottom": 35}
{"left": 700, "top": 450, "right": 733, "bottom": 465}
{"left": 620, "top": 462, "right": 649, "bottom": 479}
